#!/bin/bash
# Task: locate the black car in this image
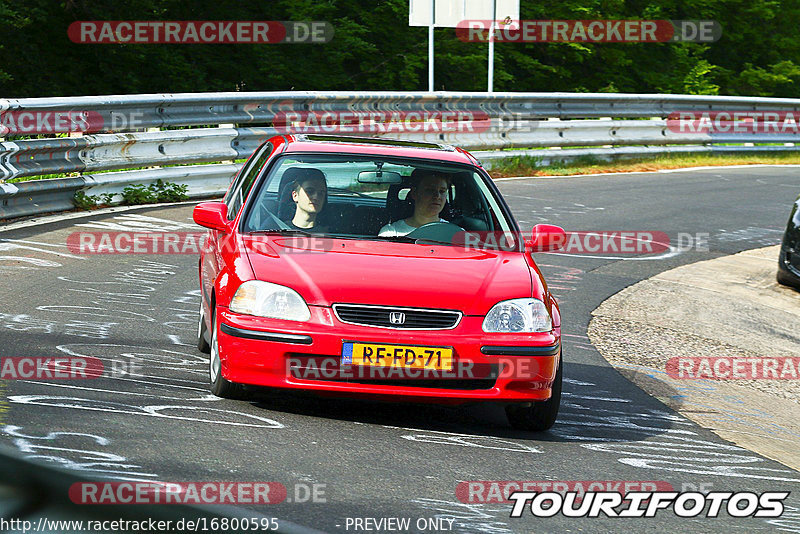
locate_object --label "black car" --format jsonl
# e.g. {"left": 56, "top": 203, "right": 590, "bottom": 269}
{"left": 778, "top": 194, "right": 800, "bottom": 290}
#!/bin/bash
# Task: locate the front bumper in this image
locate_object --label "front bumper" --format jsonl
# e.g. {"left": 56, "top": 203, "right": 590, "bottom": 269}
{"left": 779, "top": 242, "right": 800, "bottom": 286}
{"left": 216, "top": 305, "right": 560, "bottom": 404}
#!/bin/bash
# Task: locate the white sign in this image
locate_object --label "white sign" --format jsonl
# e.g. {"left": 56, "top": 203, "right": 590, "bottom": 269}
{"left": 409, "top": 0, "right": 520, "bottom": 28}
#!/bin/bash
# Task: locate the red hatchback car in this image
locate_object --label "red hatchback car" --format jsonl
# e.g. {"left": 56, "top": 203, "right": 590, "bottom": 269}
{"left": 194, "top": 135, "right": 565, "bottom": 431}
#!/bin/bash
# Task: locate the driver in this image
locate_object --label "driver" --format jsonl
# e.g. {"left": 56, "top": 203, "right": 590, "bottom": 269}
{"left": 286, "top": 170, "right": 328, "bottom": 232}
{"left": 379, "top": 170, "right": 450, "bottom": 236}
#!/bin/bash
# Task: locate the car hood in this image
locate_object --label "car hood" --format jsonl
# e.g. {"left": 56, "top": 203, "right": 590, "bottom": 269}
{"left": 242, "top": 235, "right": 534, "bottom": 315}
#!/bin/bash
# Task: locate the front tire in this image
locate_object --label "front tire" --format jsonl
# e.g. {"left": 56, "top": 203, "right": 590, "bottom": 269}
{"left": 777, "top": 267, "right": 799, "bottom": 288}
{"left": 777, "top": 249, "right": 800, "bottom": 289}
{"left": 505, "top": 354, "right": 562, "bottom": 431}
{"left": 209, "top": 307, "right": 249, "bottom": 399}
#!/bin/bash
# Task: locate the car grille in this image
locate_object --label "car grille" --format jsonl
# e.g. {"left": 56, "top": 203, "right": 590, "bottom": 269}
{"left": 332, "top": 304, "right": 461, "bottom": 330}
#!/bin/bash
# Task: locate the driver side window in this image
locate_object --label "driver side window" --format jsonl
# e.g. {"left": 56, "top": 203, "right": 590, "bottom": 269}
{"left": 227, "top": 142, "right": 274, "bottom": 220}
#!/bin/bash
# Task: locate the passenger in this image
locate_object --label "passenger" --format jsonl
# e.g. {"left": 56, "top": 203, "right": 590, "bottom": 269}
{"left": 285, "top": 170, "right": 328, "bottom": 232}
{"left": 379, "top": 170, "right": 450, "bottom": 237}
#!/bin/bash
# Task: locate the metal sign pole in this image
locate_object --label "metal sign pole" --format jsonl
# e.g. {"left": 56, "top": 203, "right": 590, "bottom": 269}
{"left": 428, "top": 0, "right": 435, "bottom": 91}
{"left": 410, "top": 0, "right": 516, "bottom": 92}
{"left": 488, "top": 0, "right": 496, "bottom": 92}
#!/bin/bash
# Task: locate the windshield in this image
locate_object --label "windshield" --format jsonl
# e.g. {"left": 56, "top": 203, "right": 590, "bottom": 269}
{"left": 241, "top": 153, "right": 519, "bottom": 248}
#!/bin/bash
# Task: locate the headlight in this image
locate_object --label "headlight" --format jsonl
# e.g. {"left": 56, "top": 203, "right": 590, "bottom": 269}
{"left": 482, "top": 298, "right": 552, "bottom": 333}
{"left": 229, "top": 281, "right": 311, "bottom": 321}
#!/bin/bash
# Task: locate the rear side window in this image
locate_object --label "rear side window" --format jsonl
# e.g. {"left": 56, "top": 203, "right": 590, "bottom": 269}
{"left": 227, "top": 142, "right": 274, "bottom": 220}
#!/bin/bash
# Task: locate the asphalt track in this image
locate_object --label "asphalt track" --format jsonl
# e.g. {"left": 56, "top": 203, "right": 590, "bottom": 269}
{"left": 0, "top": 167, "right": 799, "bottom": 533}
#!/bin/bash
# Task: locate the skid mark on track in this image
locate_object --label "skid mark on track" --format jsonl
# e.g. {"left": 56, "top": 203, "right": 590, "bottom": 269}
{"left": 20, "top": 381, "right": 218, "bottom": 402}
{"left": 535, "top": 263, "right": 585, "bottom": 297}
{"left": 56, "top": 259, "right": 179, "bottom": 293}
{"left": 411, "top": 498, "right": 512, "bottom": 534}
{"left": 58, "top": 343, "right": 207, "bottom": 368}
{"left": 375, "top": 423, "right": 544, "bottom": 454}
{"left": 557, "top": 379, "right": 800, "bottom": 483}
{"left": 0, "top": 239, "right": 85, "bottom": 272}
{"left": 768, "top": 505, "right": 800, "bottom": 533}
{"left": 714, "top": 226, "right": 784, "bottom": 247}
{"left": 2, "top": 425, "right": 158, "bottom": 482}
{"left": 75, "top": 213, "right": 198, "bottom": 232}
{"left": 401, "top": 432, "right": 543, "bottom": 454}
{"left": 7, "top": 395, "right": 285, "bottom": 428}
{"left": 36, "top": 305, "right": 157, "bottom": 323}
{"left": 561, "top": 333, "right": 595, "bottom": 352}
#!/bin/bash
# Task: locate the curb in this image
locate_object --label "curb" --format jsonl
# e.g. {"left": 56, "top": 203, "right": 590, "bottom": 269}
{"left": 588, "top": 245, "right": 800, "bottom": 471}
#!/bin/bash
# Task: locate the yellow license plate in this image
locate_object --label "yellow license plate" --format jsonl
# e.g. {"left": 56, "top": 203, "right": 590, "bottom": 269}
{"left": 341, "top": 342, "right": 454, "bottom": 371}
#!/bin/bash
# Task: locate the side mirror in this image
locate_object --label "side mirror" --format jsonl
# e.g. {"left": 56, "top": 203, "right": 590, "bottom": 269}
{"left": 193, "top": 202, "right": 231, "bottom": 232}
{"left": 527, "top": 224, "right": 566, "bottom": 252}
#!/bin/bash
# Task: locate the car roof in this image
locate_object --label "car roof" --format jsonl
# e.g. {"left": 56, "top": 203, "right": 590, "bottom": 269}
{"left": 278, "top": 134, "right": 478, "bottom": 165}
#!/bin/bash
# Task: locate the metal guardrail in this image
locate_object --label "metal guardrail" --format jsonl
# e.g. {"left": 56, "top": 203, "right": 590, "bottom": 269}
{"left": 0, "top": 176, "right": 87, "bottom": 219}
{"left": 5, "top": 92, "right": 800, "bottom": 128}
{"left": 0, "top": 128, "right": 275, "bottom": 180}
{"left": 2, "top": 91, "right": 800, "bottom": 219}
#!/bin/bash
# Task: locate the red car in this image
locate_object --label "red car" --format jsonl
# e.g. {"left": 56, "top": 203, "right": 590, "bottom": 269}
{"left": 194, "top": 135, "right": 565, "bottom": 431}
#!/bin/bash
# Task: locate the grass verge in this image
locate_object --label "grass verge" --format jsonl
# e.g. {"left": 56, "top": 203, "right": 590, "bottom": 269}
{"left": 488, "top": 152, "right": 800, "bottom": 178}
{"left": 5, "top": 154, "right": 800, "bottom": 184}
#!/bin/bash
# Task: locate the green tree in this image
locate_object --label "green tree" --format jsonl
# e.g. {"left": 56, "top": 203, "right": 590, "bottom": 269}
{"left": 1, "top": 0, "right": 799, "bottom": 97}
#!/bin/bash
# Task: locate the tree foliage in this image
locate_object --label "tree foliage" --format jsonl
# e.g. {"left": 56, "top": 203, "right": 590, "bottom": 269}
{"left": 0, "top": 0, "right": 797, "bottom": 97}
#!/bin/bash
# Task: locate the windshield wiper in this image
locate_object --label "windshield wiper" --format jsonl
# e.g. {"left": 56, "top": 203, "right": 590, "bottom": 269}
{"left": 369, "top": 235, "right": 425, "bottom": 244}
{"left": 413, "top": 238, "right": 454, "bottom": 246}
{"left": 247, "top": 229, "right": 312, "bottom": 236}
{"left": 248, "top": 230, "right": 365, "bottom": 241}
{"left": 248, "top": 232, "right": 451, "bottom": 245}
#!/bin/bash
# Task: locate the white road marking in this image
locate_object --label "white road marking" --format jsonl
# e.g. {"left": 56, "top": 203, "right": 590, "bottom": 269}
{"left": 8, "top": 395, "right": 285, "bottom": 428}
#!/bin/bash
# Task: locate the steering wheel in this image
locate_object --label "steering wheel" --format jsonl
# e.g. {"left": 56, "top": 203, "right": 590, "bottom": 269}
{"left": 406, "top": 221, "right": 465, "bottom": 243}
{"left": 247, "top": 204, "right": 293, "bottom": 232}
